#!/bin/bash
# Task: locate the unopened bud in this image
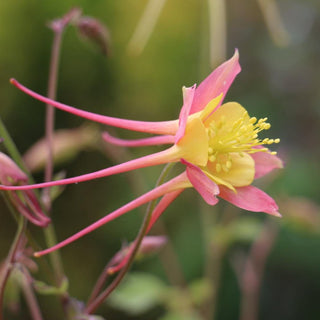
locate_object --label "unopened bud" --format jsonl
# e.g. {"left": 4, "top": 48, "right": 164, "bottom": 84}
{"left": 0, "top": 152, "right": 27, "bottom": 185}
{"left": 0, "top": 152, "right": 50, "bottom": 227}
{"left": 136, "top": 235, "right": 168, "bottom": 258}
{"left": 48, "top": 7, "right": 82, "bottom": 33}
{"left": 108, "top": 236, "right": 167, "bottom": 274}
{"left": 76, "top": 16, "right": 111, "bottom": 55}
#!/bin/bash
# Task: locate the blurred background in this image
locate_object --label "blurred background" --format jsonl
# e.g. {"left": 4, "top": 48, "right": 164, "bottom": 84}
{"left": 0, "top": 0, "right": 319, "bottom": 319}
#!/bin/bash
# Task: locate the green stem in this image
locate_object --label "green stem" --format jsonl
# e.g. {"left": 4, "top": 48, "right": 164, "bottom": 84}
{"left": 239, "top": 220, "right": 278, "bottom": 320}
{"left": 85, "top": 163, "right": 175, "bottom": 314}
{"left": 0, "top": 117, "right": 30, "bottom": 175}
{"left": 200, "top": 203, "right": 227, "bottom": 320}
{"left": 43, "top": 224, "right": 64, "bottom": 284}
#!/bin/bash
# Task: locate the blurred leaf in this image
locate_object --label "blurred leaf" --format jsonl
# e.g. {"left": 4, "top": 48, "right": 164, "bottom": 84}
{"left": 107, "top": 272, "right": 167, "bottom": 315}
{"left": 212, "top": 217, "right": 263, "bottom": 248}
{"left": 33, "top": 276, "right": 68, "bottom": 295}
{"left": 23, "top": 125, "right": 99, "bottom": 173}
{"left": 2, "top": 268, "right": 22, "bottom": 313}
{"left": 159, "top": 311, "right": 202, "bottom": 320}
{"left": 162, "top": 285, "right": 203, "bottom": 319}
{"left": 280, "top": 197, "right": 320, "bottom": 234}
{"left": 65, "top": 298, "right": 106, "bottom": 320}
{"left": 229, "top": 218, "right": 264, "bottom": 243}
{"left": 188, "top": 278, "right": 211, "bottom": 307}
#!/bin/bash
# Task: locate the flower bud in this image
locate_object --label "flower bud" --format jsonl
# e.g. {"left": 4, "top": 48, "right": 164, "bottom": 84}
{"left": 48, "top": 7, "right": 82, "bottom": 33}
{"left": 0, "top": 152, "right": 50, "bottom": 227}
{"left": 76, "top": 16, "right": 111, "bottom": 55}
{"left": 108, "top": 236, "right": 167, "bottom": 274}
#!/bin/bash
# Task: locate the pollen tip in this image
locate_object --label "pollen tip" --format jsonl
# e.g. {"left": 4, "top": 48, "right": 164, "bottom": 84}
{"left": 10, "top": 78, "right": 18, "bottom": 86}
{"left": 107, "top": 267, "right": 116, "bottom": 275}
{"left": 33, "top": 252, "right": 41, "bottom": 258}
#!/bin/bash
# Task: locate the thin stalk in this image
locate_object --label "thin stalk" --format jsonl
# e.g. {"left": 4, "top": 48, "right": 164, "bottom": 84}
{"left": 200, "top": 204, "right": 238, "bottom": 320}
{"left": 20, "top": 273, "right": 43, "bottom": 320}
{"left": 239, "top": 220, "right": 278, "bottom": 320}
{"left": 127, "top": 0, "right": 167, "bottom": 55}
{"left": 0, "top": 216, "right": 27, "bottom": 320}
{"left": 208, "top": 0, "right": 227, "bottom": 68}
{"left": 41, "top": 25, "right": 66, "bottom": 285}
{"left": 85, "top": 163, "right": 175, "bottom": 314}
{"left": 86, "top": 261, "right": 113, "bottom": 306}
{"left": 43, "top": 225, "right": 64, "bottom": 284}
{"left": 256, "top": 0, "right": 290, "bottom": 47}
{"left": 200, "top": 203, "right": 221, "bottom": 320}
{"left": 42, "top": 29, "right": 63, "bottom": 212}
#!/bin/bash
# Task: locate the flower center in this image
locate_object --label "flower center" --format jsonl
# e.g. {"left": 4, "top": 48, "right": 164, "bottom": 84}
{"left": 205, "top": 102, "right": 280, "bottom": 173}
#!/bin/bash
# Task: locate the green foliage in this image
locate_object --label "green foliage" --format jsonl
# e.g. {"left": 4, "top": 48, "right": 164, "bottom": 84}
{"left": 107, "top": 272, "right": 167, "bottom": 315}
{"left": 33, "top": 276, "right": 69, "bottom": 296}
{"left": 211, "top": 217, "right": 263, "bottom": 248}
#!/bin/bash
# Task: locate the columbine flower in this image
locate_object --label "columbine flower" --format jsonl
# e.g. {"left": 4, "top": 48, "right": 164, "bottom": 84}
{"left": 1, "top": 50, "right": 283, "bottom": 256}
{"left": 0, "top": 152, "right": 50, "bottom": 227}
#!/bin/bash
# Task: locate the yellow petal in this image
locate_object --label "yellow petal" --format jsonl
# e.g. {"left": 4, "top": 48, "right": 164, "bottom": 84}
{"left": 205, "top": 101, "right": 250, "bottom": 131}
{"left": 201, "top": 169, "right": 236, "bottom": 191}
{"left": 200, "top": 94, "right": 223, "bottom": 122}
{"left": 172, "top": 117, "right": 208, "bottom": 166}
{"left": 206, "top": 153, "right": 255, "bottom": 187}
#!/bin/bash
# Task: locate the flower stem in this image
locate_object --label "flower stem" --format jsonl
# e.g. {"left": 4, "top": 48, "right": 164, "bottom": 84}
{"left": 43, "top": 225, "right": 65, "bottom": 284}
{"left": 0, "top": 215, "right": 27, "bottom": 320}
{"left": 85, "top": 163, "right": 175, "bottom": 314}
{"left": 20, "top": 273, "right": 43, "bottom": 320}
{"left": 200, "top": 204, "right": 221, "bottom": 320}
{"left": 42, "top": 26, "right": 63, "bottom": 212}
{"left": 239, "top": 220, "right": 278, "bottom": 320}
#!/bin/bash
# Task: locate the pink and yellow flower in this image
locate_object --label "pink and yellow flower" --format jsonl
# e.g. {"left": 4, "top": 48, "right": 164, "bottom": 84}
{"left": 0, "top": 50, "right": 283, "bottom": 256}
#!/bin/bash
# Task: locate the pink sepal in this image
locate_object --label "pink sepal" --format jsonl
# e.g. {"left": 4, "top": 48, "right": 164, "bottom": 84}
{"left": 190, "top": 49, "right": 241, "bottom": 114}
{"left": 182, "top": 159, "right": 219, "bottom": 206}
{"left": 175, "top": 85, "right": 196, "bottom": 143}
{"left": 0, "top": 148, "right": 175, "bottom": 191}
{"left": 251, "top": 150, "right": 283, "bottom": 179}
{"left": 219, "top": 185, "right": 281, "bottom": 217}
{"left": 34, "top": 173, "right": 187, "bottom": 257}
{"left": 10, "top": 79, "right": 178, "bottom": 135}
{"left": 102, "top": 132, "right": 175, "bottom": 147}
